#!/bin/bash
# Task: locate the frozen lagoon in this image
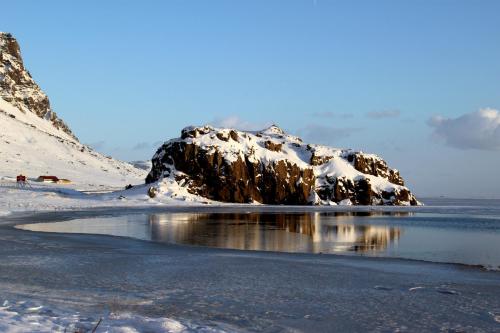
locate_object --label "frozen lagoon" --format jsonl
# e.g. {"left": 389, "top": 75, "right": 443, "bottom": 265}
{"left": 1, "top": 200, "right": 500, "bottom": 332}
{"left": 17, "top": 202, "right": 500, "bottom": 270}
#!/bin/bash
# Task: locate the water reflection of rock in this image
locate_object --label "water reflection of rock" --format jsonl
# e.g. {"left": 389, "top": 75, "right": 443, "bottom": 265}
{"left": 149, "top": 212, "right": 408, "bottom": 254}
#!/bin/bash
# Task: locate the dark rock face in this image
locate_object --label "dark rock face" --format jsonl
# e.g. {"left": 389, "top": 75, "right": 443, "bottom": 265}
{"left": 316, "top": 176, "right": 353, "bottom": 203}
{"left": 0, "top": 32, "right": 76, "bottom": 139}
{"left": 310, "top": 152, "right": 333, "bottom": 166}
{"left": 147, "top": 141, "right": 315, "bottom": 204}
{"left": 345, "top": 152, "right": 404, "bottom": 186}
{"left": 316, "top": 174, "right": 418, "bottom": 206}
{"left": 147, "top": 126, "right": 420, "bottom": 206}
{"left": 264, "top": 140, "right": 282, "bottom": 152}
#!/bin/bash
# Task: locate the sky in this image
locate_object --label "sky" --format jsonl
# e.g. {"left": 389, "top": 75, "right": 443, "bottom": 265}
{"left": 2, "top": 0, "right": 500, "bottom": 198}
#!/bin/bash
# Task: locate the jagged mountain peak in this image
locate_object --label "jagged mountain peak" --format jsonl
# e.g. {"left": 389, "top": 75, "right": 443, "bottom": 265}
{"left": 0, "top": 32, "right": 76, "bottom": 140}
{"left": 0, "top": 32, "right": 22, "bottom": 60}
{"left": 259, "top": 124, "right": 285, "bottom": 136}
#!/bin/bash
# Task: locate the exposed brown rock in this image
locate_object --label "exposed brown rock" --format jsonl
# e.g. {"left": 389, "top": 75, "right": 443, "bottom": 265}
{"left": 346, "top": 152, "right": 404, "bottom": 186}
{"left": 216, "top": 132, "right": 229, "bottom": 141}
{"left": 181, "top": 125, "right": 213, "bottom": 139}
{"left": 147, "top": 140, "right": 315, "bottom": 204}
{"left": 229, "top": 130, "right": 239, "bottom": 142}
{"left": 310, "top": 153, "right": 333, "bottom": 166}
{"left": 316, "top": 176, "right": 357, "bottom": 203}
{"left": 0, "top": 33, "right": 76, "bottom": 139}
{"left": 2, "top": 33, "right": 21, "bottom": 59}
{"left": 354, "top": 178, "right": 373, "bottom": 205}
{"left": 147, "top": 186, "right": 158, "bottom": 198}
{"left": 264, "top": 140, "right": 282, "bottom": 152}
{"left": 215, "top": 130, "right": 239, "bottom": 142}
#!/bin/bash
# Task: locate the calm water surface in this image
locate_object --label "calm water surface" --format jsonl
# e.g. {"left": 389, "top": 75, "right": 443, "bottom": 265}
{"left": 17, "top": 200, "right": 500, "bottom": 269}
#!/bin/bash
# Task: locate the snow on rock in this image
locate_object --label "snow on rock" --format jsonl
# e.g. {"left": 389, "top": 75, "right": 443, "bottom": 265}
{"left": 147, "top": 125, "right": 420, "bottom": 206}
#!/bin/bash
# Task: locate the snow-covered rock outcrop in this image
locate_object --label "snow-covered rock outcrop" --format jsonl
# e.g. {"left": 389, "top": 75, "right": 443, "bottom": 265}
{"left": 0, "top": 32, "right": 75, "bottom": 139}
{"left": 147, "top": 125, "right": 420, "bottom": 205}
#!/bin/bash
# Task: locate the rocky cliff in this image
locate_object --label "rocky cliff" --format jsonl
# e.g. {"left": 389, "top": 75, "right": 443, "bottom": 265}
{"left": 147, "top": 125, "right": 420, "bottom": 206}
{"left": 0, "top": 32, "right": 76, "bottom": 139}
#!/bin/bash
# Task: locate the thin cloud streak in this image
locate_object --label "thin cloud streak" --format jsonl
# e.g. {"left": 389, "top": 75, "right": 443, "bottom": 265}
{"left": 366, "top": 110, "right": 401, "bottom": 119}
{"left": 311, "top": 112, "right": 354, "bottom": 119}
{"left": 210, "top": 115, "right": 272, "bottom": 131}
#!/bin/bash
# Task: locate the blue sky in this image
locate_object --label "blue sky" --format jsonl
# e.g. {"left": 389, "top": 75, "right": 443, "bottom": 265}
{"left": 2, "top": 0, "right": 500, "bottom": 198}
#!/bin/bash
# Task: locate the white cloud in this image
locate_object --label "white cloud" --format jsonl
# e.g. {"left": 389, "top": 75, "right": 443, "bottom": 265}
{"left": 210, "top": 115, "right": 271, "bottom": 131}
{"left": 366, "top": 110, "right": 401, "bottom": 119}
{"left": 428, "top": 108, "right": 500, "bottom": 150}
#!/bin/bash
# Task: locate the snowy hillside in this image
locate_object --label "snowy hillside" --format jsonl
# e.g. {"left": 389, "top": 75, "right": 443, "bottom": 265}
{"left": 0, "top": 32, "right": 146, "bottom": 189}
{"left": 147, "top": 125, "right": 419, "bottom": 205}
{"left": 0, "top": 98, "right": 146, "bottom": 189}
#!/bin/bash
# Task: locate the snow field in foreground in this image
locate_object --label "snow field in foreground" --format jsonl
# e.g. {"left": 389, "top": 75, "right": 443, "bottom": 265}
{"left": 0, "top": 299, "right": 229, "bottom": 333}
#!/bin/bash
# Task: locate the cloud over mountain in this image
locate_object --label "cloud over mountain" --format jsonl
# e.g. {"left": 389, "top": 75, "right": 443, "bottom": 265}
{"left": 428, "top": 108, "right": 500, "bottom": 150}
{"left": 211, "top": 116, "right": 271, "bottom": 131}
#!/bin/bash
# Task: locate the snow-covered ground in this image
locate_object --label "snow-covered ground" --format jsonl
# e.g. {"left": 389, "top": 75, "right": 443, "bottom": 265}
{"left": 0, "top": 207, "right": 499, "bottom": 332}
{"left": 0, "top": 300, "right": 228, "bottom": 333}
{"left": 0, "top": 95, "right": 215, "bottom": 216}
{"left": 0, "top": 98, "right": 147, "bottom": 191}
{"left": 0, "top": 178, "right": 210, "bottom": 217}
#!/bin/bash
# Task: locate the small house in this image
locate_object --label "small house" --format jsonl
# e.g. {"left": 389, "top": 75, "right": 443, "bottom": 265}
{"left": 37, "top": 175, "right": 59, "bottom": 183}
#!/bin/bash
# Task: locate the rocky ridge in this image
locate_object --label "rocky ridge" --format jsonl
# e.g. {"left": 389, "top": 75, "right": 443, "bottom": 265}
{"left": 0, "top": 32, "right": 76, "bottom": 139}
{"left": 147, "top": 125, "right": 419, "bottom": 205}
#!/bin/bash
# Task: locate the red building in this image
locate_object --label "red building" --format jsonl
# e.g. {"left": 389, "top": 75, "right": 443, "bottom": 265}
{"left": 37, "top": 175, "right": 59, "bottom": 183}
